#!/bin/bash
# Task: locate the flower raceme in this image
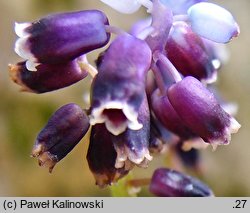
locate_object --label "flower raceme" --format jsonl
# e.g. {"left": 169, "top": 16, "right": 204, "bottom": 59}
{"left": 10, "top": 0, "right": 241, "bottom": 196}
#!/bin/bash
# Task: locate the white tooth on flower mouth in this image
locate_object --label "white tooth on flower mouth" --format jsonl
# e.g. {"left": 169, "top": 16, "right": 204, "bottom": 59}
{"left": 201, "top": 70, "right": 217, "bottom": 84}
{"left": 114, "top": 143, "right": 152, "bottom": 169}
{"left": 15, "top": 22, "right": 31, "bottom": 37}
{"left": 90, "top": 100, "right": 143, "bottom": 136}
{"left": 207, "top": 117, "right": 241, "bottom": 150}
{"left": 25, "top": 60, "right": 40, "bottom": 72}
{"left": 229, "top": 117, "right": 241, "bottom": 134}
{"left": 15, "top": 22, "right": 39, "bottom": 71}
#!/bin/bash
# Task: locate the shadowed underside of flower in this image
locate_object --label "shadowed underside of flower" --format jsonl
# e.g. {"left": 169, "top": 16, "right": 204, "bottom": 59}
{"left": 32, "top": 103, "right": 90, "bottom": 172}
{"left": 90, "top": 34, "right": 152, "bottom": 135}
{"left": 87, "top": 124, "right": 131, "bottom": 187}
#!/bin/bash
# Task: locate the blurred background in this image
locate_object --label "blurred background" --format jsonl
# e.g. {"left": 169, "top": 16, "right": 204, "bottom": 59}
{"left": 0, "top": 0, "right": 249, "bottom": 196}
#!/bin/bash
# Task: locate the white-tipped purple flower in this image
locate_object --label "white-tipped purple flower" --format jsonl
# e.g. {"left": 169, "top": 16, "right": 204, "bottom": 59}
{"left": 187, "top": 2, "right": 240, "bottom": 43}
{"left": 90, "top": 34, "right": 152, "bottom": 135}
{"left": 31, "top": 103, "right": 90, "bottom": 172}
{"left": 9, "top": 56, "right": 89, "bottom": 93}
{"left": 167, "top": 76, "right": 241, "bottom": 148}
{"left": 112, "top": 93, "right": 152, "bottom": 168}
{"left": 149, "top": 168, "right": 214, "bottom": 196}
{"left": 165, "top": 21, "right": 217, "bottom": 83}
{"left": 87, "top": 124, "right": 131, "bottom": 187}
{"left": 15, "top": 10, "right": 110, "bottom": 71}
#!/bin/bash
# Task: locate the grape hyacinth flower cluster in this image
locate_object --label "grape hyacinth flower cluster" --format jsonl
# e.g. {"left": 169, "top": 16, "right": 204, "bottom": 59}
{"left": 10, "top": 0, "right": 241, "bottom": 196}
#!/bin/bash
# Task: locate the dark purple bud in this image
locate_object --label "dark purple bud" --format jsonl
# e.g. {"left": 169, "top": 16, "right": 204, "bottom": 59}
{"left": 167, "top": 76, "right": 241, "bottom": 148}
{"left": 32, "top": 103, "right": 89, "bottom": 172}
{"left": 90, "top": 34, "right": 152, "bottom": 135}
{"left": 87, "top": 124, "right": 130, "bottom": 187}
{"left": 15, "top": 10, "right": 110, "bottom": 71}
{"left": 112, "top": 93, "right": 152, "bottom": 168}
{"left": 165, "top": 21, "right": 217, "bottom": 83}
{"left": 9, "top": 56, "right": 89, "bottom": 93}
{"left": 150, "top": 168, "right": 214, "bottom": 197}
{"left": 151, "top": 89, "right": 196, "bottom": 139}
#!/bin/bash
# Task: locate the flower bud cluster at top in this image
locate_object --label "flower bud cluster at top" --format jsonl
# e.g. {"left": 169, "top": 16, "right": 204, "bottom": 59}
{"left": 10, "top": 0, "right": 241, "bottom": 196}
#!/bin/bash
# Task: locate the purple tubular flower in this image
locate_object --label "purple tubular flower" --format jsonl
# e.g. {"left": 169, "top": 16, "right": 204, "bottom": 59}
{"left": 15, "top": 10, "right": 110, "bottom": 71}
{"left": 149, "top": 168, "right": 214, "bottom": 197}
{"left": 151, "top": 89, "right": 196, "bottom": 140}
{"left": 159, "top": 0, "right": 206, "bottom": 15}
{"left": 87, "top": 124, "right": 130, "bottom": 187}
{"left": 167, "top": 76, "right": 241, "bottom": 147}
{"left": 112, "top": 93, "right": 152, "bottom": 168}
{"left": 187, "top": 3, "right": 240, "bottom": 43}
{"left": 31, "top": 103, "right": 89, "bottom": 172}
{"left": 90, "top": 34, "right": 152, "bottom": 135}
{"left": 9, "top": 56, "right": 88, "bottom": 93}
{"left": 165, "top": 21, "right": 217, "bottom": 83}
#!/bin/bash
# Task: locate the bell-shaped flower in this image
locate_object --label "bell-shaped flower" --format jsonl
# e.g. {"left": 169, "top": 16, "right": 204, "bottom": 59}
{"left": 165, "top": 21, "right": 217, "bottom": 83}
{"left": 15, "top": 10, "right": 110, "bottom": 71}
{"left": 90, "top": 34, "right": 152, "bottom": 136}
{"left": 31, "top": 103, "right": 90, "bottom": 172}
{"left": 9, "top": 56, "right": 89, "bottom": 93}
{"left": 187, "top": 2, "right": 240, "bottom": 43}
{"left": 87, "top": 124, "right": 131, "bottom": 187}
{"left": 112, "top": 93, "right": 152, "bottom": 168}
{"left": 149, "top": 168, "right": 214, "bottom": 196}
{"left": 167, "top": 76, "right": 241, "bottom": 148}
